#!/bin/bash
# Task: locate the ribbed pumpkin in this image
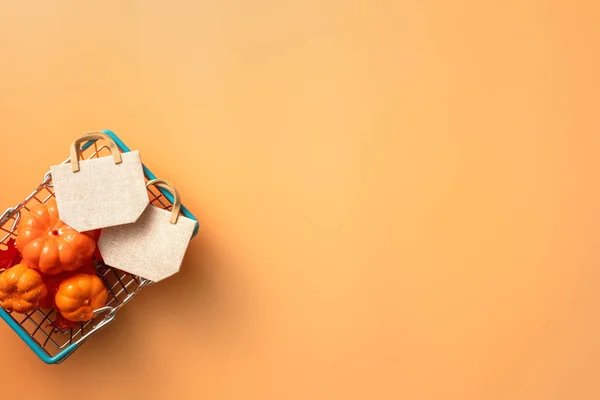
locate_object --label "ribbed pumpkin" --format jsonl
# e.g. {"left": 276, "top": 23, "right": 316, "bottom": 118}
{"left": 55, "top": 274, "right": 108, "bottom": 322}
{"left": 0, "top": 264, "right": 48, "bottom": 313}
{"left": 16, "top": 198, "right": 96, "bottom": 275}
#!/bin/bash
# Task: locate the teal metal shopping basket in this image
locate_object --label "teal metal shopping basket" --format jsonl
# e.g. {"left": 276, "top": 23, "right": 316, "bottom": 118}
{"left": 0, "top": 130, "right": 198, "bottom": 364}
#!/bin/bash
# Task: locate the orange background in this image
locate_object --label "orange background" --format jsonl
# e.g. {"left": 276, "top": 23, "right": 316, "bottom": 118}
{"left": 1, "top": 1, "right": 600, "bottom": 399}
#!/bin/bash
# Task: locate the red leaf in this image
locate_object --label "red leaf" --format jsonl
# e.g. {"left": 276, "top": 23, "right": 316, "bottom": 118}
{"left": 0, "top": 239, "right": 21, "bottom": 271}
{"left": 48, "top": 312, "right": 78, "bottom": 331}
{"left": 39, "top": 273, "right": 64, "bottom": 309}
{"left": 93, "top": 246, "right": 104, "bottom": 262}
{"left": 85, "top": 229, "right": 104, "bottom": 262}
{"left": 89, "top": 229, "right": 102, "bottom": 242}
{"left": 78, "top": 259, "right": 98, "bottom": 275}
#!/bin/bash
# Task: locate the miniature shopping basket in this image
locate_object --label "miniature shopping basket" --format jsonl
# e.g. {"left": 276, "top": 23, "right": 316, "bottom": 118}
{"left": 0, "top": 130, "right": 199, "bottom": 364}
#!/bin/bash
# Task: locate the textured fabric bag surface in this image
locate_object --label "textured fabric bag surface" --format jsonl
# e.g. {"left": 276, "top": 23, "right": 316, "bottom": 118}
{"left": 51, "top": 151, "right": 149, "bottom": 232}
{"left": 97, "top": 206, "right": 196, "bottom": 282}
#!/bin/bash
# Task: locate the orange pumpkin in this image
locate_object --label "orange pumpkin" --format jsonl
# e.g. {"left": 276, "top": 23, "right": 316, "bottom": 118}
{"left": 16, "top": 198, "right": 96, "bottom": 275}
{"left": 0, "top": 264, "right": 48, "bottom": 313}
{"left": 55, "top": 274, "right": 108, "bottom": 322}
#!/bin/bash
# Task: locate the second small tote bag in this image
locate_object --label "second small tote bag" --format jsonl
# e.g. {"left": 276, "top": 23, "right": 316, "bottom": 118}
{"left": 97, "top": 179, "right": 196, "bottom": 282}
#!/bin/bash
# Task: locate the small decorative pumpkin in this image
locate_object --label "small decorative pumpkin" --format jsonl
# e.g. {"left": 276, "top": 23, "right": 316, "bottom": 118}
{"left": 39, "top": 260, "right": 98, "bottom": 309}
{"left": 16, "top": 198, "right": 96, "bottom": 275}
{"left": 55, "top": 274, "right": 108, "bottom": 322}
{"left": 0, "top": 264, "right": 48, "bottom": 313}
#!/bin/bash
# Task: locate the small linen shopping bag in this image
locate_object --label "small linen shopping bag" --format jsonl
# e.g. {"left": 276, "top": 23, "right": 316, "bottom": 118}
{"left": 98, "top": 179, "right": 196, "bottom": 282}
{"left": 51, "top": 132, "right": 149, "bottom": 232}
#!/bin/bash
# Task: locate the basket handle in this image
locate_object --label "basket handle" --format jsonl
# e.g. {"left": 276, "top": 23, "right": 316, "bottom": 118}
{"left": 146, "top": 179, "right": 182, "bottom": 224}
{"left": 70, "top": 131, "right": 123, "bottom": 173}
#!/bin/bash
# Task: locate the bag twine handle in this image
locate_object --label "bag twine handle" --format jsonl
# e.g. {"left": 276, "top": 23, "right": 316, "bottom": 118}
{"left": 146, "top": 179, "right": 182, "bottom": 224}
{"left": 70, "top": 131, "right": 123, "bottom": 173}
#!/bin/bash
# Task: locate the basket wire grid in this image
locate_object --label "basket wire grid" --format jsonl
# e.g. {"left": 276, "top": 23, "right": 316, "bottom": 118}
{"left": 0, "top": 133, "right": 190, "bottom": 363}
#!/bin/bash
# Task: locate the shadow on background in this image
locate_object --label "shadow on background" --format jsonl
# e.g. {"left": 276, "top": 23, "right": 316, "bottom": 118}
{"left": 69, "top": 228, "right": 249, "bottom": 367}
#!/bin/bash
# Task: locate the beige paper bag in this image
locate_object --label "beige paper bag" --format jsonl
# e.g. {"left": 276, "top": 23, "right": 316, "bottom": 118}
{"left": 51, "top": 132, "right": 149, "bottom": 232}
{"left": 98, "top": 179, "right": 196, "bottom": 282}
